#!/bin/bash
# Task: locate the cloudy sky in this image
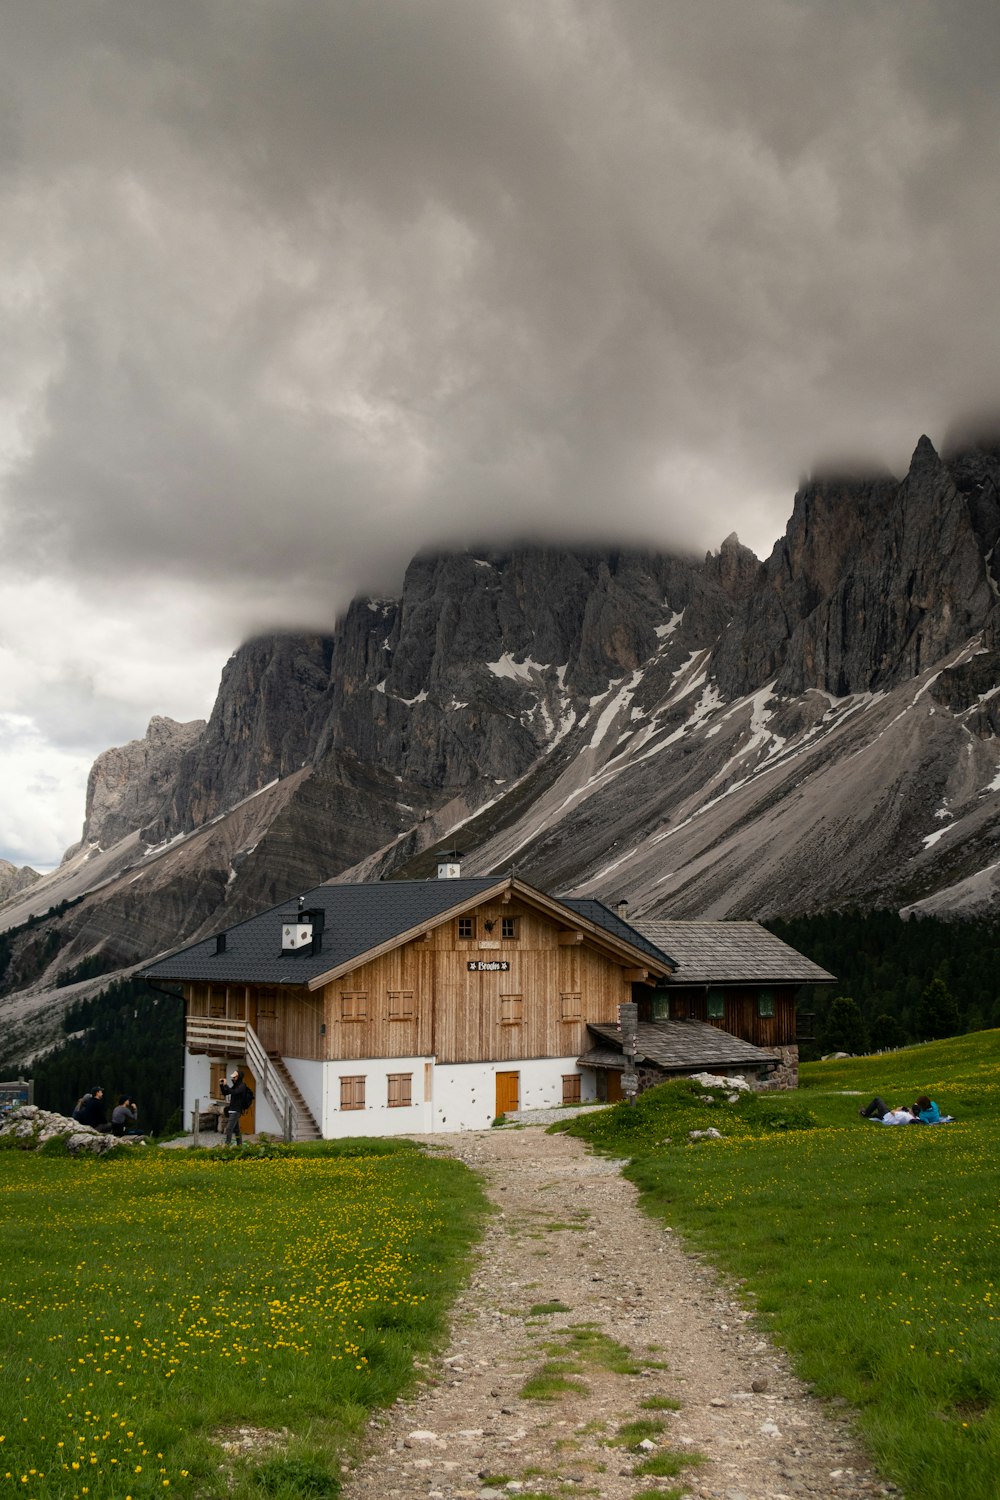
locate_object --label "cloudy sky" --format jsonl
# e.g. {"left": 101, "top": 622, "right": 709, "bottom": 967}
{"left": 2, "top": 0, "right": 999, "bottom": 870}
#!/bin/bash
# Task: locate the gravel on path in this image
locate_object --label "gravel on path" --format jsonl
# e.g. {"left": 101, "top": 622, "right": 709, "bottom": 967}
{"left": 340, "top": 1125, "right": 898, "bottom": 1500}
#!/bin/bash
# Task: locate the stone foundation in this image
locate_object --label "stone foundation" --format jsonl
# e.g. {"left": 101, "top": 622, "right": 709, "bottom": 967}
{"left": 752, "top": 1045, "right": 799, "bottom": 1091}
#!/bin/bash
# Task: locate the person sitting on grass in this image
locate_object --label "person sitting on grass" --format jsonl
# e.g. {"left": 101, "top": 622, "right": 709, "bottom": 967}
{"left": 110, "top": 1096, "right": 139, "bottom": 1136}
{"left": 911, "top": 1094, "right": 941, "bottom": 1123}
{"left": 858, "top": 1097, "right": 915, "bottom": 1123}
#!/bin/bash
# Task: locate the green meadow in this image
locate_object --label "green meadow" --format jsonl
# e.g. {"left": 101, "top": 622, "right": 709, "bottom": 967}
{"left": 0, "top": 1138, "right": 487, "bottom": 1500}
{"left": 558, "top": 1030, "right": 1000, "bottom": 1500}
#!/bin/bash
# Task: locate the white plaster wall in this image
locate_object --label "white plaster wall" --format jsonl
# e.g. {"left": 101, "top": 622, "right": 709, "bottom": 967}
{"left": 188, "top": 1050, "right": 595, "bottom": 1139}
{"left": 320, "top": 1056, "right": 591, "bottom": 1136}
{"left": 321, "top": 1055, "right": 434, "bottom": 1138}
{"left": 279, "top": 1056, "right": 325, "bottom": 1133}
{"left": 431, "top": 1057, "right": 589, "bottom": 1132}
{"left": 183, "top": 1053, "right": 215, "bottom": 1131}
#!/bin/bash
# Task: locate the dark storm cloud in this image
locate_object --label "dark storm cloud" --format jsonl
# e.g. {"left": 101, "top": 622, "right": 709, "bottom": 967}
{"left": 3, "top": 0, "right": 997, "bottom": 619}
{"left": 2, "top": 0, "right": 1000, "bottom": 866}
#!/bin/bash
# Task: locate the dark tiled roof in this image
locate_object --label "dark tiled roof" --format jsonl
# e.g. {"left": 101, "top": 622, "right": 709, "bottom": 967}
{"left": 561, "top": 898, "right": 677, "bottom": 970}
{"left": 581, "top": 1020, "right": 779, "bottom": 1072}
{"left": 631, "top": 920, "right": 834, "bottom": 985}
{"left": 143, "top": 878, "right": 675, "bottom": 986}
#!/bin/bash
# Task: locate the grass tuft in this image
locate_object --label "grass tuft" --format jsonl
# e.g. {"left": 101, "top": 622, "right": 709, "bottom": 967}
{"left": 520, "top": 1372, "right": 590, "bottom": 1400}
{"left": 252, "top": 1454, "right": 341, "bottom": 1497}
{"left": 610, "top": 1417, "right": 665, "bottom": 1446}
{"left": 632, "top": 1448, "right": 705, "bottom": 1478}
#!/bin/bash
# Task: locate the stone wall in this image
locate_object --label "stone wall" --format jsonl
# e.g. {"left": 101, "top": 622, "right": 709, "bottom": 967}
{"left": 752, "top": 1045, "right": 799, "bottom": 1091}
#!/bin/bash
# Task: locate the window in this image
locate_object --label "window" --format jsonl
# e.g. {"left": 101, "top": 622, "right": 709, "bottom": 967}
{"left": 387, "top": 1073, "right": 412, "bottom": 1108}
{"left": 757, "top": 989, "right": 775, "bottom": 1018}
{"left": 388, "top": 989, "right": 415, "bottom": 1019}
{"left": 458, "top": 916, "right": 476, "bottom": 939}
{"left": 652, "top": 993, "right": 670, "bottom": 1021}
{"left": 707, "top": 989, "right": 725, "bottom": 1019}
{"left": 340, "top": 1075, "right": 365, "bottom": 1111}
{"left": 559, "top": 991, "right": 582, "bottom": 1020}
{"left": 500, "top": 993, "right": 523, "bottom": 1025}
{"left": 340, "top": 991, "right": 368, "bottom": 1022}
{"left": 501, "top": 916, "right": 518, "bottom": 940}
{"left": 562, "top": 1074, "right": 581, "bottom": 1105}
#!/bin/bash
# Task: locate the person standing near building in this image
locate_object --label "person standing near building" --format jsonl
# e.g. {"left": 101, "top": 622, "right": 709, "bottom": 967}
{"left": 220, "top": 1069, "right": 253, "bottom": 1145}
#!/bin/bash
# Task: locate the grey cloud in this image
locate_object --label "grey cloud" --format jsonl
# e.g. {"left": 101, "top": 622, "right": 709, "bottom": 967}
{"left": 2, "top": 0, "right": 1000, "bottom": 655}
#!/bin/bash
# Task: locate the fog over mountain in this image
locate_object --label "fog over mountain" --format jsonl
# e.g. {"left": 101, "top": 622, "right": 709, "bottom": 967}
{"left": 2, "top": 1, "right": 1000, "bottom": 868}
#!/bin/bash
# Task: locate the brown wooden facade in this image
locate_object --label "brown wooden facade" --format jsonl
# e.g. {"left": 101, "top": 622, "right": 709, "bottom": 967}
{"left": 640, "top": 983, "right": 799, "bottom": 1051}
{"left": 183, "top": 893, "right": 658, "bottom": 1069}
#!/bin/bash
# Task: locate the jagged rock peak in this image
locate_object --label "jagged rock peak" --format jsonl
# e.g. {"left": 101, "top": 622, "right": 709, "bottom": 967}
{"left": 0, "top": 859, "right": 40, "bottom": 906}
{"left": 703, "top": 532, "right": 759, "bottom": 600}
{"left": 83, "top": 715, "right": 207, "bottom": 848}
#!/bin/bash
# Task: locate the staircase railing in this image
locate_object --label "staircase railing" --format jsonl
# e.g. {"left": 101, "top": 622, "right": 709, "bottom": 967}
{"left": 244, "top": 1025, "right": 298, "bottom": 1139}
{"left": 184, "top": 1017, "right": 299, "bottom": 1140}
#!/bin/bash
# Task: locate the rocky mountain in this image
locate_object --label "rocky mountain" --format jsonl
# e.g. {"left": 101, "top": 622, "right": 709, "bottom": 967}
{"left": 0, "top": 860, "right": 40, "bottom": 905}
{"left": 3, "top": 430, "right": 1000, "bottom": 1041}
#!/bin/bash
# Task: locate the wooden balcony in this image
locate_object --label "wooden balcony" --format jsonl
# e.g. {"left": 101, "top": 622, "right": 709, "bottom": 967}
{"left": 186, "top": 1016, "right": 248, "bottom": 1056}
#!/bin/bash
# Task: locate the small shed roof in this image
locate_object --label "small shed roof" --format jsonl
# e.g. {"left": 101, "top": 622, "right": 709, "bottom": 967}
{"left": 630, "top": 920, "right": 834, "bottom": 986}
{"left": 581, "top": 1019, "right": 779, "bottom": 1073}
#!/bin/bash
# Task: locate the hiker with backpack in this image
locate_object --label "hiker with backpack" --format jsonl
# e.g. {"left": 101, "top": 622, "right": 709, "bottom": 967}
{"left": 220, "top": 1069, "right": 254, "bottom": 1145}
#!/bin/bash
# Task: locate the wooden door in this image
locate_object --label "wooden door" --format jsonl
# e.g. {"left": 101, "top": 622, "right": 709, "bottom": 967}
{"left": 242, "top": 1066, "right": 256, "bottom": 1135}
{"left": 606, "top": 1070, "right": 623, "bottom": 1104}
{"left": 496, "top": 1071, "right": 520, "bottom": 1116}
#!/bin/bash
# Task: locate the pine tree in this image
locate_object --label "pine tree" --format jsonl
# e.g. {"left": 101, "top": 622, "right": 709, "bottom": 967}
{"left": 870, "top": 1012, "right": 906, "bottom": 1051}
{"left": 914, "top": 976, "right": 961, "bottom": 1041}
{"left": 821, "top": 995, "right": 869, "bottom": 1055}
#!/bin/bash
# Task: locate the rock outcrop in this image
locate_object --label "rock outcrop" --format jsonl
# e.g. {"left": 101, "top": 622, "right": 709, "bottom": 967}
{"left": 0, "top": 860, "right": 40, "bottom": 906}
{"left": 82, "top": 716, "right": 206, "bottom": 847}
{"left": 0, "top": 1105, "right": 124, "bottom": 1154}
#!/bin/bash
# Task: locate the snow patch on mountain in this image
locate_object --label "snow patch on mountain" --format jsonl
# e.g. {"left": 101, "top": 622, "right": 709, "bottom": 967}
{"left": 487, "top": 653, "right": 549, "bottom": 682}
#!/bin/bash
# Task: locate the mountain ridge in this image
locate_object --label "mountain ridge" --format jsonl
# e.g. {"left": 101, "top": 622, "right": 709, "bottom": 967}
{"left": 3, "top": 430, "right": 1000, "bottom": 1042}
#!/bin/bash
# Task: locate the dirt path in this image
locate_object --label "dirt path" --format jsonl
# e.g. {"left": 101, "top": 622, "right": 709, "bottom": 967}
{"left": 341, "top": 1126, "right": 898, "bottom": 1500}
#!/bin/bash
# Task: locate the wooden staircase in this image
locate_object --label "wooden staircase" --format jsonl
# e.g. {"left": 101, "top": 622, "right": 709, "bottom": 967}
{"left": 267, "top": 1052, "right": 322, "bottom": 1141}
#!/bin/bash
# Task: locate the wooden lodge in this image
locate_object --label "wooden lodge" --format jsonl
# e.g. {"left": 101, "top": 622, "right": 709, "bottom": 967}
{"left": 144, "top": 868, "right": 833, "bottom": 1139}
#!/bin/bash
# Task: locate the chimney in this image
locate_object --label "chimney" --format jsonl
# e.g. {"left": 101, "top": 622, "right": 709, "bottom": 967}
{"left": 281, "top": 912, "right": 314, "bottom": 953}
{"left": 215, "top": 932, "right": 227, "bottom": 955}
{"left": 305, "top": 908, "right": 325, "bottom": 955}
{"left": 437, "top": 854, "right": 462, "bottom": 879}
{"left": 615, "top": 899, "right": 629, "bottom": 920}
{"left": 281, "top": 907, "right": 325, "bottom": 955}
